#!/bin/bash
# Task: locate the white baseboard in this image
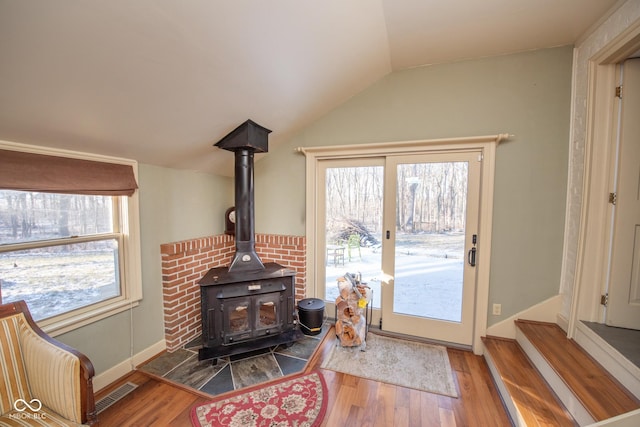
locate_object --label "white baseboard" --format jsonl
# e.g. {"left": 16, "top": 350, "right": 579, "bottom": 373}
{"left": 486, "top": 294, "right": 563, "bottom": 339}
{"left": 586, "top": 409, "right": 640, "bottom": 427}
{"left": 557, "top": 312, "right": 569, "bottom": 333}
{"left": 93, "top": 339, "right": 166, "bottom": 392}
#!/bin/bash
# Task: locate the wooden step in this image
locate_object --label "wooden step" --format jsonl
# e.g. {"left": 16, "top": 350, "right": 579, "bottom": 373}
{"left": 483, "top": 335, "right": 577, "bottom": 426}
{"left": 515, "top": 320, "right": 640, "bottom": 423}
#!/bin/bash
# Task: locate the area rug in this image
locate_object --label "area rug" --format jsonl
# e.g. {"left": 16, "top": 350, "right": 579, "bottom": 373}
{"left": 320, "top": 332, "right": 458, "bottom": 397}
{"left": 191, "top": 370, "right": 327, "bottom": 427}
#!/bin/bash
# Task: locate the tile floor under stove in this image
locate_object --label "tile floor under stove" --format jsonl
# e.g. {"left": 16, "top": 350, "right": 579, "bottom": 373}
{"left": 139, "top": 325, "right": 329, "bottom": 396}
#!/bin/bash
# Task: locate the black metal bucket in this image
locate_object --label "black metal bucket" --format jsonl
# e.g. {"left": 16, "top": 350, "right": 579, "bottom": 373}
{"left": 297, "top": 298, "right": 325, "bottom": 336}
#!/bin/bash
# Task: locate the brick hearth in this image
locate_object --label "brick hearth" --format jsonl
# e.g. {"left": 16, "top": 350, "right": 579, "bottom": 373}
{"left": 160, "top": 234, "right": 306, "bottom": 351}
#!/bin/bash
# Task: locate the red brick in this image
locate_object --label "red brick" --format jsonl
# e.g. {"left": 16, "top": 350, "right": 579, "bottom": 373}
{"left": 177, "top": 256, "right": 194, "bottom": 265}
{"left": 193, "top": 264, "right": 208, "bottom": 274}
{"left": 162, "top": 264, "right": 183, "bottom": 274}
{"left": 165, "top": 317, "right": 185, "bottom": 331}
{"left": 162, "top": 273, "right": 179, "bottom": 283}
{"left": 162, "top": 285, "right": 185, "bottom": 296}
{"left": 163, "top": 303, "right": 186, "bottom": 316}
{"left": 162, "top": 259, "right": 178, "bottom": 269}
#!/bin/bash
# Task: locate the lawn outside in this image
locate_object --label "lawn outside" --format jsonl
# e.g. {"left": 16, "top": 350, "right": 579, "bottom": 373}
{"left": 325, "top": 231, "right": 465, "bottom": 322}
{"left": 0, "top": 247, "right": 119, "bottom": 320}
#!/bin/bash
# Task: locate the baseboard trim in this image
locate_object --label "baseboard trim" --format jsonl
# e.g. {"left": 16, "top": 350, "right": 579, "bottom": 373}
{"left": 93, "top": 339, "right": 166, "bottom": 392}
{"left": 486, "top": 294, "right": 562, "bottom": 339}
{"left": 557, "top": 312, "right": 569, "bottom": 333}
{"left": 586, "top": 408, "right": 640, "bottom": 427}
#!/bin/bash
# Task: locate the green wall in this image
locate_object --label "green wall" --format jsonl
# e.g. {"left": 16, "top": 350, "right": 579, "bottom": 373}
{"left": 58, "top": 164, "right": 232, "bottom": 374}
{"left": 58, "top": 45, "right": 573, "bottom": 374}
{"left": 255, "top": 46, "right": 572, "bottom": 325}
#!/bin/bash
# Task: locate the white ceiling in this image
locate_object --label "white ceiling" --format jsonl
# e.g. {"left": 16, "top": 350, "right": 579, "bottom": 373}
{"left": 0, "top": 0, "right": 618, "bottom": 176}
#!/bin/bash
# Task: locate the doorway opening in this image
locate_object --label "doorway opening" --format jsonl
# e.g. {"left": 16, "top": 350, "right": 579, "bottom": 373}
{"left": 570, "top": 19, "right": 640, "bottom": 387}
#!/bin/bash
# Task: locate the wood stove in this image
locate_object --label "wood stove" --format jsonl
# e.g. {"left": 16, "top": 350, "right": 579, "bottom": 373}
{"left": 198, "top": 263, "right": 299, "bottom": 361}
{"left": 198, "top": 120, "right": 302, "bottom": 362}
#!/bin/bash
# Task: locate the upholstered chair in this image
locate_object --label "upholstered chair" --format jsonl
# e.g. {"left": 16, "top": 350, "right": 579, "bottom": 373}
{"left": 0, "top": 300, "right": 97, "bottom": 426}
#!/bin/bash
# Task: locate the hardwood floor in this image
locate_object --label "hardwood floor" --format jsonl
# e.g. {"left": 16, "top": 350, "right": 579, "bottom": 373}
{"left": 97, "top": 330, "right": 511, "bottom": 426}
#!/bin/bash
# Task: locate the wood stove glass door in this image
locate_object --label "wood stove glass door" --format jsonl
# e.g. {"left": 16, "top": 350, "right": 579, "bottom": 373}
{"left": 223, "top": 297, "right": 252, "bottom": 344}
{"left": 255, "top": 293, "right": 282, "bottom": 336}
{"left": 380, "top": 151, "right": 481, "bottom": 345}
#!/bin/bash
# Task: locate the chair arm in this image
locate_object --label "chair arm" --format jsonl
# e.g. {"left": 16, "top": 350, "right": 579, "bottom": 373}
{"left": 20, "top": 325, "right": 85, "bottom": 422}
{"left": 12, "top": 303, "right": 97, "bottom": 425}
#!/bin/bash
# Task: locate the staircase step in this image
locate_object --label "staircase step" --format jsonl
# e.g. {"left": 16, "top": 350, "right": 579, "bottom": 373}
{"left": 483, "top": 336, "right": 577, "bottom": 426}
{"left": 515, "top": 320, "right": 640, "bottom": 423}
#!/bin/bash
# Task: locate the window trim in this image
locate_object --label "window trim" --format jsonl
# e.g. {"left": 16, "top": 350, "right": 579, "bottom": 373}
{"left": 0, "top": 139, "right": 142, "bottom": 336}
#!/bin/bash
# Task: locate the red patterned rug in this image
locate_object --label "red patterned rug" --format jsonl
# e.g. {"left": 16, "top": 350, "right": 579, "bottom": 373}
{"left": 191, "top": 370, "right": 327, "bottom": 427}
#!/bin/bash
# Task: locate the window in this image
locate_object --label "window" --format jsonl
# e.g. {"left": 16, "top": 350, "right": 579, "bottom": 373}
{"left": 0, "top": 141, "right": 142, "bottom": 336}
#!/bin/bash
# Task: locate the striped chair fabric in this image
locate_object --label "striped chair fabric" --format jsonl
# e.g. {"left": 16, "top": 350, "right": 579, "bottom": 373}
{"left": 0, "top": 312, "right": 87, "bottom": 426}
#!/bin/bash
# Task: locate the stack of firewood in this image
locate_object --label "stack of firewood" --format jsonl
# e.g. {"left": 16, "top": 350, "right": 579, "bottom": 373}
{"left": 335, "top": 273, "right": 371, "bottom": 347}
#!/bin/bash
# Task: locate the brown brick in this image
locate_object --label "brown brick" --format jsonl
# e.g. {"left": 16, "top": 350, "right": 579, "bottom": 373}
{"left": 162, "top": 259, "right": 178, "bottom": 269}
{"left": 162, "top": 264, "right": 183, "bottom": 275}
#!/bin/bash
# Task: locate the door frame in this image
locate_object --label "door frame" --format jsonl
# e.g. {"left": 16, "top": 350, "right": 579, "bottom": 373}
{"left": 569, "top": 22, "right": 640, "bottom": 336}
{"left": 298, "top": 133, "right": 509, "bottom": 354}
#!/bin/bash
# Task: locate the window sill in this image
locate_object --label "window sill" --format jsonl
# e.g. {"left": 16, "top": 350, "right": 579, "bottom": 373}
{"left": 40, "top": 297, "right": 141, "bottom": 337}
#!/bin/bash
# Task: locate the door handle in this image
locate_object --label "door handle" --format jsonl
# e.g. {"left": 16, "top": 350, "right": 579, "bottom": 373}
{"left": 468, "top": 247, "right": 476, "bottom": 267}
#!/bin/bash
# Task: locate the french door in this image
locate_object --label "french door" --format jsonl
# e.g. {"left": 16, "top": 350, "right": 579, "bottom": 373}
{"left": 381, "top": 152, "right": 480, "bottom": 344}
{"left": 317, "top": 151, "right": 481, "bottom": 345}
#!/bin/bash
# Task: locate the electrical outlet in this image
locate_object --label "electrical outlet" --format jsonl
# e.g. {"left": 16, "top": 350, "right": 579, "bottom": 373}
{"left": 492, "top": 303, "right": 501, "bottom": 315}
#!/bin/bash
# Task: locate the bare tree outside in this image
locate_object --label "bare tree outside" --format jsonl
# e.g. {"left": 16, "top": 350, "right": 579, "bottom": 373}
{"left": 0, "top": 190, "right": 120, "bottom": 320}
{"left": 324, "top": 162, "right": 469, "bottom": 321}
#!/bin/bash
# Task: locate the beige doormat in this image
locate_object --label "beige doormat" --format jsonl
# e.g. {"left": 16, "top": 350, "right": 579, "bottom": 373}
{"left": 320, "top": 332, "right": 458, "bottom": 397}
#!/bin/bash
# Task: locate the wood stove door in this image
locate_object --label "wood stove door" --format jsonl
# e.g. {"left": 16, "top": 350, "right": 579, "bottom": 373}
{"left": 254, "top": 292, "right": 283, "bottom": 337}
{"left": 222, "top": 296, "right": 253, "bottom": 344}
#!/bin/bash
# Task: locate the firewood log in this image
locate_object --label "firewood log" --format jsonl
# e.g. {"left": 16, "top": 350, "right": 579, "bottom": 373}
{"left": 342, "top": 324, "right": 355, "bottom": 340}
{"left": 335, "top": 319, "right": 343, "bottom": 336}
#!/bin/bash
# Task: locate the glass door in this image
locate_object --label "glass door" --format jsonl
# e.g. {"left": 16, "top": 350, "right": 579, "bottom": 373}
{"left": 317, "top": 158, "right": 384, "bottom": 327}
{"left": 381, "top": 152, "right": 481, "bottom": 345}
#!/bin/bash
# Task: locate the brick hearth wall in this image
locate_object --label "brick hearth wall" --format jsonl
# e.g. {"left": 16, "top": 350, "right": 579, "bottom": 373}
{"left": 160, "top": 234, "right": 306, "bottom": 351}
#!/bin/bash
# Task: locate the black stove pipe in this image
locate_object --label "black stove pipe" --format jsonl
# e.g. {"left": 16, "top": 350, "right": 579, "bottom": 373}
{"left": 214, "top": 120, "right": 270, "bottom": 273}
{"left": 228, "top": 148, "right": 265, "bottom": 272}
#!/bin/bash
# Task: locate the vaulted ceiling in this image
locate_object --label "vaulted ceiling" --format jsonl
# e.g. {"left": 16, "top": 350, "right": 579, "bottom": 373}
{"left": 0, "top": 0, "right": 618, "bottom": 176}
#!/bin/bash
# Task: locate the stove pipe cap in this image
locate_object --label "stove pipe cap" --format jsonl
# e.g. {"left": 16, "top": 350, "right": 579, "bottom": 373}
{"left": 215, "top": 119, "right": 271, "bottom": 153}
